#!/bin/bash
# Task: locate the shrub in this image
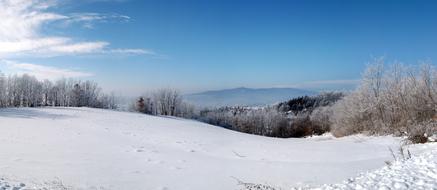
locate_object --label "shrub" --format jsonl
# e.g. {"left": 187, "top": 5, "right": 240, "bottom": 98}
{"left": 407, "top": 121, "right": 437, "bottom": 143}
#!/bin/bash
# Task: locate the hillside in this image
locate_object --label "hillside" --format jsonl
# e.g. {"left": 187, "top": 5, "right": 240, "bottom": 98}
{"left": 184, "top": 87, "right": 316, "bottom": 107}
{"left": 0, "top": 107, "right": 435, "bottom": 190}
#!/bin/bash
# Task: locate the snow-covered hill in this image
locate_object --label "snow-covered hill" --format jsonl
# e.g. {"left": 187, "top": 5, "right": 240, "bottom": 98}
{"left": 0, "top": 107, "right": 435, "bottom": 190}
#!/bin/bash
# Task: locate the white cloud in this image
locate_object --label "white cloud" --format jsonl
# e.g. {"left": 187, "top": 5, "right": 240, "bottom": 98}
{"left": 68, "top": 12, "right": 130, "bottom": 22}
{"left": 109, "top": 48, "right": 156, "bottom": 55}
{"left": 1, "top": 59, "right": 93, "bottom": 80}
{"left": 0, "top": 0, "right": 150, "bottom": 57}
{"left": 0, "top": 37, "right": 67, "bottom": 53}
{"left": 47, "top": 41, "right": 109, "bottom": 54}
{"left": 0, "top": 0, "right": 62, "bottom": 39}
{"left": 64, "top": 13, "right": 130, "bottom": 29}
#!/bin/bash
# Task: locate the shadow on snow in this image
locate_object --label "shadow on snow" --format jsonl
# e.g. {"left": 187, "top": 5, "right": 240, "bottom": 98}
{"left": 0, "top": 108, "right": 75, "bottom": 119}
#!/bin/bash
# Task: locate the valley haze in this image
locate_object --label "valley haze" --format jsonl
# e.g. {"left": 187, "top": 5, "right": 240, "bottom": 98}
{"left": 184, "top": 87, "right": 316, "bottom": 107}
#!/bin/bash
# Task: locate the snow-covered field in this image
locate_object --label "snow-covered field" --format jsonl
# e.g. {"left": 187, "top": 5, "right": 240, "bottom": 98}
{"left": 0, "top": 107, "right": 435, "bottom": 190}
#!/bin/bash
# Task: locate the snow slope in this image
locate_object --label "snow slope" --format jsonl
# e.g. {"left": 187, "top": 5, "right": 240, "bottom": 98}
{"left": 315, "top": 147, "right": 437, "bottom": 190}
{"left": 240, "top": 145, "right": 437, "bottom": 190}
{"left": 0, "top": 107, "right": 434, "bottom": 190}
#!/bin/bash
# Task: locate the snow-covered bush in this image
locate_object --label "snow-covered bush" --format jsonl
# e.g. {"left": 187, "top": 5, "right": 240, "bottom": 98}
{"left": 310, "top": 106, "right": 334, "bottom": 134}
{"left": 331, "top": 58, "right": 437, "bottom": 139}
{"left": 407, "top": 121, "right": 437, "bottom": 143}
{"left": 198, "top": 107, "right": 290, "bottom": 136}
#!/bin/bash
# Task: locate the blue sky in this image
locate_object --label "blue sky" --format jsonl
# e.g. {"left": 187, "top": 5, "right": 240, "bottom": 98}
{"left": 1, "top": 0, "right": 437, "bottom": 95}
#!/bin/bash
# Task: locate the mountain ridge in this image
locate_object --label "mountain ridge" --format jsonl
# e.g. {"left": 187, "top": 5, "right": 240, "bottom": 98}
{"left": 184, "top": 87, "right": 316, "bottom": 107}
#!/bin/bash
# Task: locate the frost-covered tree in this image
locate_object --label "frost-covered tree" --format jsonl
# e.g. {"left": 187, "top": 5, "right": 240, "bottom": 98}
{"left": 332, "top": 58, "right": 437, "bottom": 139}
{"left": 0, "top": 73, "right": 118, "bottom": 109}
{"left": 0, "top": 71, "right": 6, "bottom": 107}
{"left": 134, "top": 89, "right": 194, "bottom": 117}
{"left": 153, "top": 88, "right": 182, "bottom": 116}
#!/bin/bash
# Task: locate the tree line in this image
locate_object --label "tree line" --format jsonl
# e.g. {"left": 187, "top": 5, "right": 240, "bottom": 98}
{"left": 0, "top": 72, "right": 117, "bottom": 109}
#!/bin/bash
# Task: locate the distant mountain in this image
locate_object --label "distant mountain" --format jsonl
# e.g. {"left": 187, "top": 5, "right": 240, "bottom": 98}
{"left": 184, "top": 87, "right": 316, "bottom": 108}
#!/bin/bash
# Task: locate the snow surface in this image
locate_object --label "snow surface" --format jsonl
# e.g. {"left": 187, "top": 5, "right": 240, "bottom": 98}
{"left": 0, "top": 107, "right": 435, "bottom": 190}
{"left": 316, "top": 147, "right": 437, "bottom": 190}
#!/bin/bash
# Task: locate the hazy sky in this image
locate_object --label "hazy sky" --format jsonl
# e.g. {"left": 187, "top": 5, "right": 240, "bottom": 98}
{"left": 1, "top": 0, "right": 437, "bottom": 95}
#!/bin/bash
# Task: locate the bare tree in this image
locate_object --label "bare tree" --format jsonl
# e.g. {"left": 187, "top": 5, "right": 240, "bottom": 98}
{"left": 0, "top": 73, "right": 118, "bottom": 110}
{"left": 153, "top": 88, "right": 182, "bottom": 116}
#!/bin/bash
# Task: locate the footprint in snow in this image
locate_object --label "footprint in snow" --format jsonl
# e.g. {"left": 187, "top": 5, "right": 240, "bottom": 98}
{"left": 13, "top": 158, "right": 23, "bottom": 162}
{"left": 147, "top": 159, "right": 165, "bottom": 165}
{"left": 135, "top": 149, "right": 145, "bottom": 152}
{"left": 171, "top": 166, "right": 183, "bottom": 170}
